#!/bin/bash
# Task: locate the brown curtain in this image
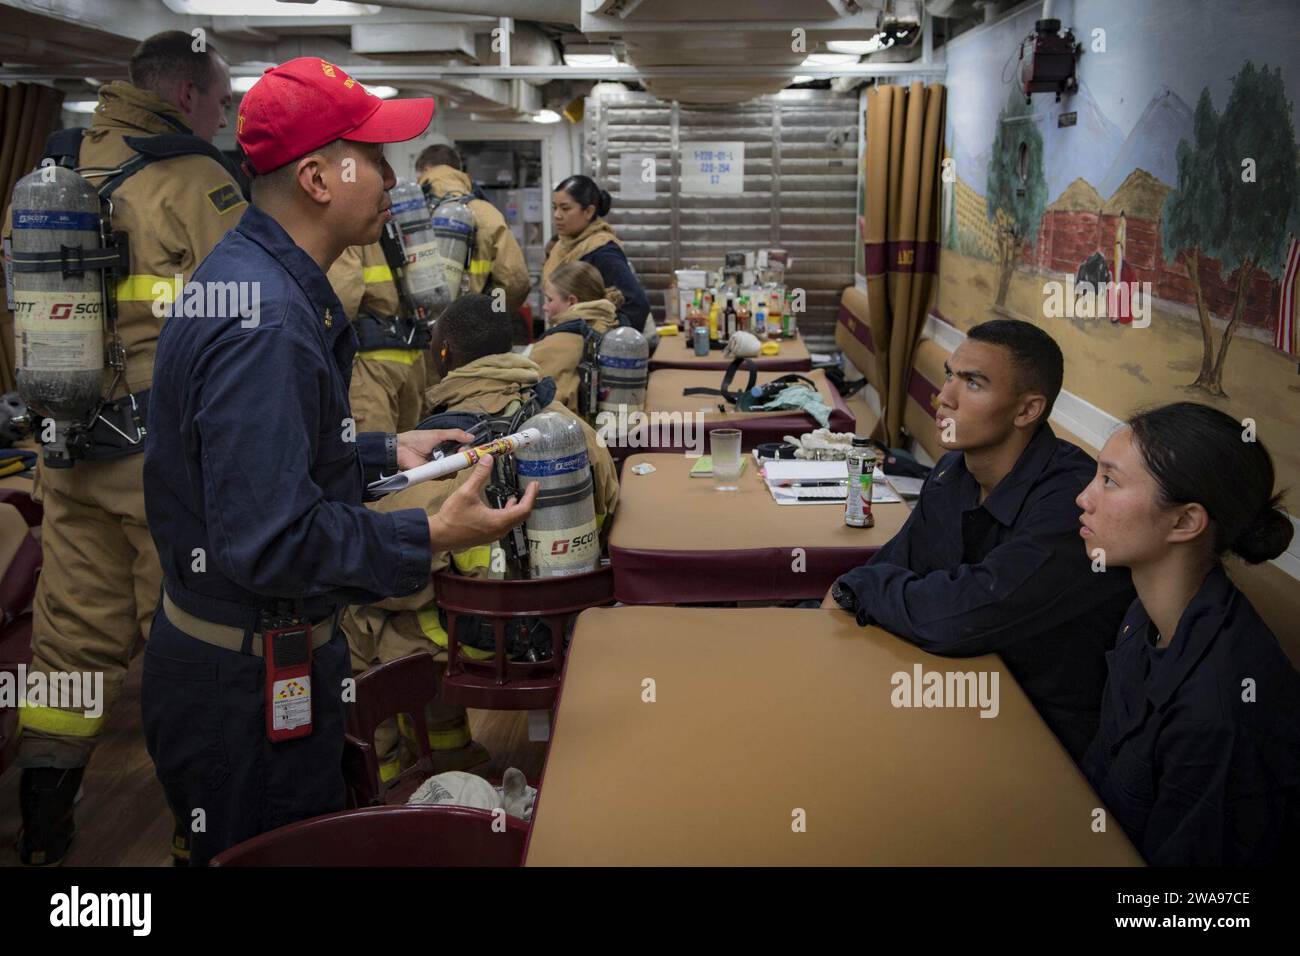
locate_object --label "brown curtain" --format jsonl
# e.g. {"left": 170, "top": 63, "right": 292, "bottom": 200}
{"left": 0, "top": 82, "right": 67, "bottom": 395}
{"left": 862, "top": 82, "right": 945, "bottom": 446}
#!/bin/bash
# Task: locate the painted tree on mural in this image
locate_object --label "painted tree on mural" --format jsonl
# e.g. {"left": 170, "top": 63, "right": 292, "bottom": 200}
{"left": 986, "top": 86, "right": 1047, "bottom": 308}
{"left": 1162, "top": 62, "right": 1299, "bottom": 396}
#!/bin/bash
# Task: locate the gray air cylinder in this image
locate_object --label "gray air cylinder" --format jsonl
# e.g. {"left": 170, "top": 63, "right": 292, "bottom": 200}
{"left": 514, "top": 410, "right": 600, "bottom": 578}
{"left": 388, "top": 180, "right": 451, "bottom": 318}
{"left": 596, "top": 325, "right": 649, "bottom": 414}
{"left": 8, "top": 165, "right": 106, "bottom": 459}
{"left": 428, "top": 193, "right": 475, "bottom": 310}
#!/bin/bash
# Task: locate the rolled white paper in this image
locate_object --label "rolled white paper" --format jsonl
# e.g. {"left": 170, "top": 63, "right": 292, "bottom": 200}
{"left": 366, "top": 427, "right": 543, "bottom": 496}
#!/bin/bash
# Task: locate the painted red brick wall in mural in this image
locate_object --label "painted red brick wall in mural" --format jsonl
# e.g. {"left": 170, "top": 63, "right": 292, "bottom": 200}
{"left": 1019, "top": 211, "right": 1278, "bottom": 330}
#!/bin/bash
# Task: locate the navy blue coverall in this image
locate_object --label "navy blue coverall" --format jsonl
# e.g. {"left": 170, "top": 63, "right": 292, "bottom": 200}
{"left": 141, "top": 204, "right": 432, "bottom": 865}
{"left": 833, "top": 424, "right": 1137, "bottom": 762}
{"left": 1083, "top": 565, "right": 1300, "bottom": 865}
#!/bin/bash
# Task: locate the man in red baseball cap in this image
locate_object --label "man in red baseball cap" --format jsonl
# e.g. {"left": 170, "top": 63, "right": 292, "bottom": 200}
{"left": 141, "top": 58, "right": 536, "bottom": 865}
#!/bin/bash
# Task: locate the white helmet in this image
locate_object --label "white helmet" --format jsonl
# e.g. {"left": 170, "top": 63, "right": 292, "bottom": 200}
{"left": 724, "top": 330, "right": 761, "bottom": 358}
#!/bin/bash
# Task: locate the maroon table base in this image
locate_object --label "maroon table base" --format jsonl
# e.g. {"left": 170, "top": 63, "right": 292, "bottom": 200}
{"left": 609, "top": 544, "right": 879, "bottom": 604}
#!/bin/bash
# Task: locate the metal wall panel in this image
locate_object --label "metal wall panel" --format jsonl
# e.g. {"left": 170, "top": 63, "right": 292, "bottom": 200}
{"left": 584, "top": 90, "right": 857, "bottom": 351}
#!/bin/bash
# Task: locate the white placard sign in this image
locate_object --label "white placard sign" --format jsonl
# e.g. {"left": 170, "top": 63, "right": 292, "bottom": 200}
{"left": 620, "top": 152, "right": 657, "bottom": 199}
{"left": 680, "top": 141, "right": 744, "bottom": 194}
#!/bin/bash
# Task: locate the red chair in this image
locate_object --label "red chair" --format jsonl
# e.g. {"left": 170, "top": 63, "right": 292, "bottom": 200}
{"left": 343, "top": 651, "right": 441, "bottom": 807}
{"left": 0, "top": 707, "right": 17, "bottom": 776}
{"left": 209, "top": 804, "right": 528, "bottom": 867}
{"left": 433, "top": 565, "right": 614, "bottom": 711}
{"left": 0, "top": 500, "right": 40, "bottom": 677}
{"left": 0, "top": 485, "right": 42, "bottom": 528}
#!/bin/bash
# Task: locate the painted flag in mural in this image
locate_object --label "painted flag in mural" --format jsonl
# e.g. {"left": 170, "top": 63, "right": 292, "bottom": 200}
{"left": 1276, "top": 235, "right": 1299, "bottom": 356}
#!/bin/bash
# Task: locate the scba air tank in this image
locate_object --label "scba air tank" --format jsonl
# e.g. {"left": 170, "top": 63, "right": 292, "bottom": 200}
{"left": 596, "top": 326, "right": 649, "bottom": 414}
{"left": 514, "top": 411, "right": 599, "bottom": 578}
{"left": 8, "top": 165, "right": 106, "bottom": 454}
{"left": 388, "top": 180, "right": 450, "bottom": 316}
{"left": 429, "top": 193, "right": 475, "bottom": 308}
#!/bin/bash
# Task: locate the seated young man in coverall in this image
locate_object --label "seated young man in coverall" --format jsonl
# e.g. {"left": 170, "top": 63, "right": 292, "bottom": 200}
{"left": 341, "top": 293, "right": 619, "bottom": 783}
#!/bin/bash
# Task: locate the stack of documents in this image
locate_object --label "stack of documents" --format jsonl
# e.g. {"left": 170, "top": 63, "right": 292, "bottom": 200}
{"left": 761, "top": 460, "right": 903, "bottom": 506}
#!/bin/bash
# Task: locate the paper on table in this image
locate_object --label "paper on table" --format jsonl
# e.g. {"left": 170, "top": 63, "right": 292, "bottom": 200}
{"left": 366, "top": 427, "right": 542, "bottom": 496}
{"left": 765, "top": 465, "right": 902, "bottom": 505}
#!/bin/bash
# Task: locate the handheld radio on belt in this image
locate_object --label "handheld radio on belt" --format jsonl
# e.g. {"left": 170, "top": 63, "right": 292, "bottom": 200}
{"left": 263, "top": 604, "right": 314, "bottom": 742}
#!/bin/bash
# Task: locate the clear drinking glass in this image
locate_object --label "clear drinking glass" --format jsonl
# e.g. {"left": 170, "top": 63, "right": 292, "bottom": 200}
{"left": 710, "top": 428, "right": 743, "bottom": 491}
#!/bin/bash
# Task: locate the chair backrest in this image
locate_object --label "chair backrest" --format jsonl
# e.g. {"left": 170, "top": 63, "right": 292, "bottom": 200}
{"left": 902, "top": 337, "right": 950, "bottom": 463}
{"left": 344, "top": 652, "right": 441, "bottom": 806}
{"left": 209, "top": 804, "right": 528, "bottom": 867}
{"left": 434, "top": 566, "right": 615, "bottom": 710}
{"left": 0, "top": 502, "right": 40, "bottom": 627}
{"left": 0, "top": 484, "right": 42, "bottom": 528}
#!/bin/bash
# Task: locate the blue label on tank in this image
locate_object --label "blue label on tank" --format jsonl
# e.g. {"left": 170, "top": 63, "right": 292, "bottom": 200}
{"left": 12, "top": 209, "right": 100, "bottom": 231}
{"left": 431, "top": 217, "right": 473, "bottom": 234}
{"left": 390, "top": 198, "right": 426, "bottom": 215}
{"left": 517, "top": 451, "right": 589, "bottom": 477}
{"left": 598, "top": 355, "right": 647, "bottom": 370}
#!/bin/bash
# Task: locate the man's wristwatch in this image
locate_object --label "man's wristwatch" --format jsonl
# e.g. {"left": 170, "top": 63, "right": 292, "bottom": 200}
{"left": 384, "top": 433, "right": 399, "bottom": 471}
{"left": 831, "top": 579, "right": 858, "bottom": 613}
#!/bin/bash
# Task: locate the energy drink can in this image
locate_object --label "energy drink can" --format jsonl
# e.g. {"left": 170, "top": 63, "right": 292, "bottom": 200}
{"left": 845, "top": 436, "right": 876, "bottom": 528}
{"left": 693, "top": 324, "right": 710, "bottom": 356}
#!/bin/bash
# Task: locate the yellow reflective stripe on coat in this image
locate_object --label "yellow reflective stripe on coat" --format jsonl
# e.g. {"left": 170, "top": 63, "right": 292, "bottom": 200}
{"left": 363, "top": 265, "right": 394, "bottom": 285}
{"left": 452, "top": 547, "right": 491, "bottom": 573}
{"left": 416, "top": 605, "right": 494, "bottom": 661}
{"left": 18, "top": 705, "right": 106, "bottom": 738}
{"left": 379, "top": 753, "right": 401, "bottom": 783}
{"left": 428, "top": 725, "right": 471, "bottom": 750}
{"left": 468, "top": 259, "right": 493, "bottom": 275}
{"left": 356, "top": 348, "right": 422, "bottom": 365}
{"left": 116, "top": 274, "right": 182, "bottom": 303}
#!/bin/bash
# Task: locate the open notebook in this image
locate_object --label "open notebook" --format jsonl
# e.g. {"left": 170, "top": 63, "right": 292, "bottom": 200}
{"left": 761, "top": 460, "right": 903, "bottom": 506}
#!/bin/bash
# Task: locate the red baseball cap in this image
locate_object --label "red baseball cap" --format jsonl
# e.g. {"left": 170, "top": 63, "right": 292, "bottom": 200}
{"left": 237, "top": 57, "right": 435, "bottom": 175}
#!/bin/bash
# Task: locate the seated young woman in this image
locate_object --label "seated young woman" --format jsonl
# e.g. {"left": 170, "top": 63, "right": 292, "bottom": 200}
{"left": 527, "top": 261, "right": 623, "bottom": 414}
{"left": 1076, "top": 401, "right": 1300, "bottom": 865}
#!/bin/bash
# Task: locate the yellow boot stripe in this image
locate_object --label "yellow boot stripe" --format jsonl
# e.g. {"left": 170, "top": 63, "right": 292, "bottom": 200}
{"left": 356, "top": 348, "right": 421, "bottom": 365}
{"left": 18, "top": 705, "right": 106, "bottom": 738}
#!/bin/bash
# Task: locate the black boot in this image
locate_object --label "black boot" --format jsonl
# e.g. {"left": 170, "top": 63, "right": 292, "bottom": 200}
{"left": 17, "top": 766, "right": 83, "bottom": 866}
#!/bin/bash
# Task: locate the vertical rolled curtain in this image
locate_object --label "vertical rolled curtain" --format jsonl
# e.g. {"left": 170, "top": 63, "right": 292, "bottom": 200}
{"left": 0, "top": 82, "right": 67, "bottom": 395}
{"left": 862, "top": 82, "right": 946, "bottom": 447}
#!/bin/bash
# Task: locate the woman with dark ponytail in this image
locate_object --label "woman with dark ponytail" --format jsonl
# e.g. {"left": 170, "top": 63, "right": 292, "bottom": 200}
{"left": 1076, "top": 401, "right": 1300, "bottom": 865}
{"left": 546, "top": 174, "right": 650, "bottom": 333}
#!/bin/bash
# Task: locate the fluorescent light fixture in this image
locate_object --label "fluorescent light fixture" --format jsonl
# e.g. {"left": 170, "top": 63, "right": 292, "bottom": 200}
{"left": 161, "top": 0, "right": 380, "bottom": 15}
{"left": 532, "top": 109, "right": 562, "bottom": 124}
{"left": 232, "top": 75, "right": 396, "bottom": 98}
{"left": 826, "top": 37, "right": 893, "bottom": 55}
{"left": 563, "top": 53, "right": 620, "bottom": 67}
{"left": 791, "top": 75, "right": 815, "bottom": 85}
{"left": 64, "top": 101, "right": 98, "bottom": 113}
{"left": 802, "top": 53, "right": 860, "bottom": 66}
{"left": 83, "top": 77, "right": 100, "bottom": 87}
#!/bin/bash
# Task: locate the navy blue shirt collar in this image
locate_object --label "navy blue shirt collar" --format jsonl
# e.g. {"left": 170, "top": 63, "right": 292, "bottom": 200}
{"left": 928, "top": 422, "right": 1060, "bottom": 527}
{"left": 1113, "top": 564, "right": 1233, "bottom": 715}
{"left": 236, "top": 203, "right": 350, "bottom": 345}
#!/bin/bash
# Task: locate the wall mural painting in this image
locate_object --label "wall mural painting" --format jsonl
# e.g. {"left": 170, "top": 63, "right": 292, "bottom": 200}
{"left": 938, "top": 0, "right": 1300, "bottom": 490}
